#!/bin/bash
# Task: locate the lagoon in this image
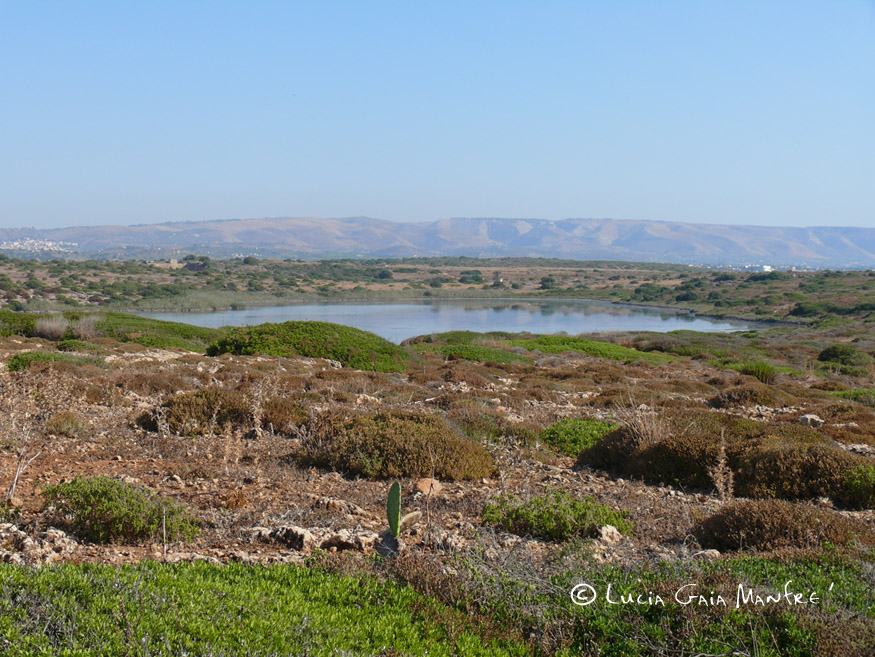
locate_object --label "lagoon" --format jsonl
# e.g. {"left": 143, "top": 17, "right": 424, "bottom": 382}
{"left": 143, "top": 299, "right": 760, "bottom": 344}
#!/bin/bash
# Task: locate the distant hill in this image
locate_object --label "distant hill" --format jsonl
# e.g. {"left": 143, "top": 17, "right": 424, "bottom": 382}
{"left": 1, "top": 217, "right": 873, "bottom": 267}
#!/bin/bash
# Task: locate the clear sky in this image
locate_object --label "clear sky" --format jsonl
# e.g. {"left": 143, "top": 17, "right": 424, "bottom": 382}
{"left": 2, "top": 1, "right": 874, "bottom": 229}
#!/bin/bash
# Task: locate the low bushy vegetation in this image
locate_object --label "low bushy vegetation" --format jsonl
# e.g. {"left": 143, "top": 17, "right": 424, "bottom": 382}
{"left": 738, "top": 360, "right": 778, "bottom": 384}
{"left": 578, "top": 409, "right": 873, "bottom": 506}
{"left": 0, "top": 309, "right": 222, "bottom": 351}
{"left": 298, "top": 409, "right": 497, "bottom": 480}
{"left": 42, "top": 476, "right": 200, "bottom": 544}
{"left": 94, "top": 311, "right": 222, "bottom": 350}
{"left": 481, "top": 491, "right": 631, "bottom": 541}
{"left": 140, "top": 386, "right": 251, "bottom": 435}
{"left": 0, "top": 562, "right": 523, "bottom": 656}
{"left": 842, "top": 465, "right": 875, "bottom": 508}
{"left": 412, "top": 330, "right": 515, "bottom": 346}
{"left": 709, "top": 382, "right": 792, "bottom": 408}
{"left": 818, "top": 344, "right": 872, "bottom": 368}
{"left": 417, "top": 343, "right": 532, "bottom": 365}
{"left": 538, "top": 418, "right": 617, "bottom": 456}
{"left": 694, "top": 499, "right": 875, "bottom": 551}
{"left": 504, "top": 335, "right": 673, "bottom": 363}
{"left": 6, "top": 351, "right": 101, "bottom": 372}
{"left": 832, "top": 388, "right": 875, "bottom": 407}
{"left": 207, "top": 320, "right": 410, "bottom": 372}
{"left": 45, "top": 411, "right": 85, "bottom": 437}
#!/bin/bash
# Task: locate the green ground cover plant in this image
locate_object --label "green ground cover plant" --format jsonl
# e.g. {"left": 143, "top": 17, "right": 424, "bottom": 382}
{"left": 538, "top": 418, "right": 618, "bottom": 456}
{"left": 5, "top": 351, "right": 102, "bottom": 372}
{"left": 504, "top": 335, "right": 673, "bottom": 363}
{"left": 93, "top": 311, "right": 223, "bottom": 350}
{"left": 42, "top": 476, "right": 200, "bottom": 544}
{"left": 0, "top": 562, "right": 525, "bottom": 657}
{"left": 832, "top": 388, "right": 875, "bottom": 407}
{"left": 413, "top": 330, "right": 516, "bottom": 345}
{"left": 481, "top": 491, "right": 631, "bottom": 541}
{"left": 415, "top": 343, "right": 532, "bottom": 365}
{"left": 0, "top": 309, "right": 221, "bottom": 351}
{"left": 207, "top": 320, "right": 410, "bottom": 371}
{"left": 842, "top": 465, "right": 875, "bottom": 508}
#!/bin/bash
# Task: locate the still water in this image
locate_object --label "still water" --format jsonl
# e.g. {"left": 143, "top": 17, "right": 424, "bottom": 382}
{"left": 144, "top": 299, "right": 759, "bottom": 344}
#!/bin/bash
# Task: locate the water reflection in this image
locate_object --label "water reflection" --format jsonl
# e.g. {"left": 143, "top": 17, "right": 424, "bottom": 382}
{"left": 144, "top": 299, "right": 760, "bottom": 344}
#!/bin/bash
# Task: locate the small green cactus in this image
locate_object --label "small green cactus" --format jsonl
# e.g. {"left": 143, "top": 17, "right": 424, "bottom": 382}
{"left": 387, "top": 481, "right": 401, "bottom": 538}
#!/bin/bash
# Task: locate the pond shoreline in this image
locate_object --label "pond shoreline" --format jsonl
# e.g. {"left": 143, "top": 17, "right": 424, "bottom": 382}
{"left": 128, "top": 294, "right": 791, "bottom": 330}
{"left": 139, "top": 297, "right": 771, "bottom": 344}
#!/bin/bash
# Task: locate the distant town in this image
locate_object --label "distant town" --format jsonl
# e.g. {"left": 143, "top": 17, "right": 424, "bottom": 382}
{"left": 0, "top": 238, "right": 77, "bottom": 253}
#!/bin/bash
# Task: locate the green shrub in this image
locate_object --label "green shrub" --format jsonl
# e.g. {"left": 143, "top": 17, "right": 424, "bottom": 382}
{"left": 207, "top": 321, "right": 409, "bottom": 372}
{"left": 298, "top": 409, "right": 497, "bottom": 480}
{"left": 694, "top": 499, "right": 875, "bottom": 551}
{"left": 504, "top": 335, "right": 672, "bottom": 364}
{"left": 94, "top": 311, "right": 223, "bottom": 351}
{"left": 841, "top": 465, "right": 875, "bottom": 508}
{"left": 739, "top": 361, "right": 778, "bottom": 385}
{"left": 415, "top": 330, "right": 514, "bottom": 345}
{"left": 56, "top": 338, "right": 102, "bottom": 352}
{"left": 42, "top": 476, "right": 200, "bottom": 544}
{"left": 818, "top": 344, "right": 871, "bottom": 367}
{"left": 0, "top": 309, "right": 36, "bottom": 337}
{"left": 482, "top": 491, "right": 631, "bottom": 541}
{"left": 538, "top": 418, "right": 617, "bottom": 456}
{"left": 418, "top": 344, "right": 531, "bottom": 365}
{"left": 832, "top": 389, "right": 875, "bottom": 407}
{"left": 6, "top": 351, "right": 100, "bottom": 372}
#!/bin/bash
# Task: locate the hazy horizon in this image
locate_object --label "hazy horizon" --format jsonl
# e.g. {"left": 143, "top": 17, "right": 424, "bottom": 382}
{"left": 4, "top": 214, "right": 875, "bottom": 233}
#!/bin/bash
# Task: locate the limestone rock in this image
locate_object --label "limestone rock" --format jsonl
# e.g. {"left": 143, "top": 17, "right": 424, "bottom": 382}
{"left": 416, "top": 478, "right": 443, "bottom": 496}
{"left": 799, "top": 414, "right": 824, "bottom": 427}
{"left": 597, "top": 525, "right": 623, "bottom": 545}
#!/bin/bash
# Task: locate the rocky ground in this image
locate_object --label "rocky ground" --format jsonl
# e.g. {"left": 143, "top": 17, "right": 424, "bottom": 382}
{"left": 0, "top": 330, "right": 873, "bottom": 570}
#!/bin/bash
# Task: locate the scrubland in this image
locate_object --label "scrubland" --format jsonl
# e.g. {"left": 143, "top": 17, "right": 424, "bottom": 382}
{"left": 0, "top": 302, "right": 873, "bottom": 655}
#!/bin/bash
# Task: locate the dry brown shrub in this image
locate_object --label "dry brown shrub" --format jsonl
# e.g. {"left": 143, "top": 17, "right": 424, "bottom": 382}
{"left": 694, "top": 499, "right": 875, "bottom": 551}
{"left": 798, "top": 611, "right": 875, "bottom": 657}
{"left": 578, "top": 408, "right": 870, "bottom": 504}
{"left": 709, "top": 382, "right": 795, "bottom": 408}
{"left": 112, "top": 367, "right": 198, "bottom": 396}
{"left": 446, "top": 400, "right": 543, "bottom": 445}
{"left": 33, "top": 315, "right": 69, "bottom": 340}
{"left": 811, "top": 380, "right": 849, "bottom": 392}
{"left": 139, "top": 386, "right": 250, "bottom": 435}
{"left": 262, "top": 396, "right": 307, "bottom": 434}
{"left": 71, "top": 315, "right": 99, "bottom": 340}
{"left": 439, "top": 363, "right": 490, "bottom": 388}
{"left": 612, "top": 403, "right": 671, "bottom": 448}
{"left": 297, "top": 408, "right": 497, "bottom": 480}
{"left": 45, "top": 411, "right": 85, "bottom": 438}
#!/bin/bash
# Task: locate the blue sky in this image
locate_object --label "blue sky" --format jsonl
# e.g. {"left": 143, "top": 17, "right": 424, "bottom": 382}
{"left": 2, "top": 1, "right": 873, "bottom": 229}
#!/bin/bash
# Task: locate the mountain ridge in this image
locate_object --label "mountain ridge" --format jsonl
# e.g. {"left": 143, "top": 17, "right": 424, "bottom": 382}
{"left": 1, "top": 216, "right": 873, "bottom": 267}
